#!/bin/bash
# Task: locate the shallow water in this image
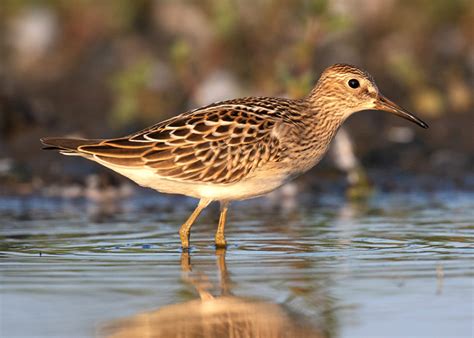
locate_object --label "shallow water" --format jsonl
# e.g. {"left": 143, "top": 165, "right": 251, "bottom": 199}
{"left": 1, "top": 191, "right": 473, "bottom": 337}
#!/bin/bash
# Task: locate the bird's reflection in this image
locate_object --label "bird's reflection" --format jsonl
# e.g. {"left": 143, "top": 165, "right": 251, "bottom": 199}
{"left": 100, "top": 249, "right": 325, "bottom": 338}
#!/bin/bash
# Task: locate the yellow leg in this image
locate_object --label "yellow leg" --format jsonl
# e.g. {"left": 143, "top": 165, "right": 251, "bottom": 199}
{"left": 179, "top": 198, "right": 211, "bottom": 249}
{"left": 215, "top": 201, "right": 229, "bottom": 248}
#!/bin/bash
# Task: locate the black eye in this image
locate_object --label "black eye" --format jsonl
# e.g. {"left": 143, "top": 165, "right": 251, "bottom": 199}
{"left": 348, "top": 79, "right": 360, "bottom": 89}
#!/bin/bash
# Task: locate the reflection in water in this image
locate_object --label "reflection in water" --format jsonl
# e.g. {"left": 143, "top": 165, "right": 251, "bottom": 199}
{"left": 2, "top": 192, "right": 472, "bottom": 337}
{"left": 100, "top": 250, "right": 325, "bottom": 338}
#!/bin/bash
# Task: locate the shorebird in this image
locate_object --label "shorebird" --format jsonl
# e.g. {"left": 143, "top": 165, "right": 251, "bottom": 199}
{"left": 41, "top": 64, "right": 428, "bottom": 249}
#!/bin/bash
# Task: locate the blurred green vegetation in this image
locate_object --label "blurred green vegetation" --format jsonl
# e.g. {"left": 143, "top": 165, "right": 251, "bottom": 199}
{"left": 0, "top": 0, "right": 472, "bottom": 188}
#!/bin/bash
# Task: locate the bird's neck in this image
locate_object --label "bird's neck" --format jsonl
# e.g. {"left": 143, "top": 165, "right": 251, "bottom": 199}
{"left": 306, "top": 84, "right": 350, "bottom": 138}
{"left": 294, "top": 91, "right": 350, "bottom": 166}
{"left": 306, "top": 92, "right": 348, "bottom": 137}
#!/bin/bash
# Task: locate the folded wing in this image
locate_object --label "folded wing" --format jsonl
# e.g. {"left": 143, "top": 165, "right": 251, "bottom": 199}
{"left": 78, "top": 105, "right": 289, "bottom": 184}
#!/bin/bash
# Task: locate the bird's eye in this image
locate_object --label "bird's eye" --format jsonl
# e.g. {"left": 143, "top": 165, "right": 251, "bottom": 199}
{"left": 348, "top": 79, "right": 360, "bottom": 89}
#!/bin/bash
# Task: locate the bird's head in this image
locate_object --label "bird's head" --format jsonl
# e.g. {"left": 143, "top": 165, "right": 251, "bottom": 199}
{"left": 309, "top": 64, "right": 428, "bottom": 129}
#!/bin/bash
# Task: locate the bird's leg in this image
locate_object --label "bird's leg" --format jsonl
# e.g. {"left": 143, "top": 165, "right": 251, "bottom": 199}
{"left": 179, "top": 198, "right": 211, "bottom": 250}
{"left": 215, "top": 201, "right": 229, "bottom": 248}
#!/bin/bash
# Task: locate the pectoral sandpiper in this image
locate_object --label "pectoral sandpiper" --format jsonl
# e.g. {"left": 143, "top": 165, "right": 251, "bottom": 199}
{"left": 41, "top": 64, "right": 428, "bottom": 249}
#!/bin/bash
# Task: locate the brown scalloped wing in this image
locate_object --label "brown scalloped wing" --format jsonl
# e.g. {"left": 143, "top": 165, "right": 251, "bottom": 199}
{"left": 78, "top": 106, "right": 286, "bottom": 184}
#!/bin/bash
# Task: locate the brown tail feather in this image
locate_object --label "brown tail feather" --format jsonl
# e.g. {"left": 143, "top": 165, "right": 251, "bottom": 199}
{"left": 40, "top": 137, "right": 102, "bottom": 151}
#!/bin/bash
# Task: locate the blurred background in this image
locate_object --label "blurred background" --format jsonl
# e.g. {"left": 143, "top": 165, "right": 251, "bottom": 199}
{"left": 1, "top": 2, "right": 473, "bottom": 338}
{"left": 0, "top": 0, "right": 473, "bottom": 197}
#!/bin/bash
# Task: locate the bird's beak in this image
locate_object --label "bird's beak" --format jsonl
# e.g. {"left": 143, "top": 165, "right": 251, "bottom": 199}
{"left": 375, "top": 95, "right": 428, "bottom": 129}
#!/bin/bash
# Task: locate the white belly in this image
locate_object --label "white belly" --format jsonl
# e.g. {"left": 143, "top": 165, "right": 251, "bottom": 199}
{"left": 96, "top": 160, "right": 288, "bottom": 201}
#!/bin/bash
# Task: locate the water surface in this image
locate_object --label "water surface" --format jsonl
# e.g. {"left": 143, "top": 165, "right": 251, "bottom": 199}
{"left": 1, "top": 191, "right": 473, "bottom": 337}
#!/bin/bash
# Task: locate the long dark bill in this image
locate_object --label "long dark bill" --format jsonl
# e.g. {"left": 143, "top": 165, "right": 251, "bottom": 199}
{"left": 375, "top": 95, "right": 429, "bottom": 129}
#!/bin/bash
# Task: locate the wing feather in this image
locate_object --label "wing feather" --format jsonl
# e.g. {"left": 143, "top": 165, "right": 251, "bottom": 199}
{"left": 74, "top": 99, "right": 298, "bottom": 183}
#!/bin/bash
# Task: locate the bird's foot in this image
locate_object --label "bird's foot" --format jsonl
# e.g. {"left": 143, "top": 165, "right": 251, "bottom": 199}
{"left": 179, "top": 230, "right": 190, "bottom": 250}
{"left": 215, "top": 235, "right": 227, "bottom": 249}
